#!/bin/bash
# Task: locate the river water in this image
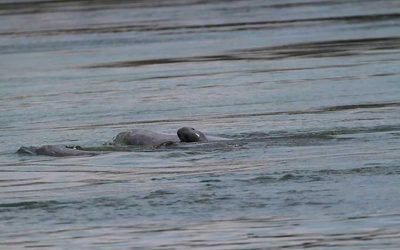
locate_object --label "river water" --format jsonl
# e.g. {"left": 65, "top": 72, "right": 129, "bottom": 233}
{"left": 1, "top": 0, "right": 400, "bottom": 249}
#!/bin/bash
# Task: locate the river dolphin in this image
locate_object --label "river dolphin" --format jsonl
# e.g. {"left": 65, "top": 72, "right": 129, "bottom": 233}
{"left": 113, "top": 127, "right": 207, "bottom": 146}
{"left": 17, "top": 127, "right": 208, "bottom": 157}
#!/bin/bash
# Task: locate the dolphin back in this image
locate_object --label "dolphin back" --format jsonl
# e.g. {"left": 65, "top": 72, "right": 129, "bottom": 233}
{"left": 113, "top": 129, "right": 179, "bottom": 147}
{"left": 17, "top": 145, "right": 100, "bottom": 157}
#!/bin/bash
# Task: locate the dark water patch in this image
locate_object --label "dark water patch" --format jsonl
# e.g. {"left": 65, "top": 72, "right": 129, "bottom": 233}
{"left": 283, "top": 198, "right": 336, "bottom": 208}
{"left": 262, "top": 136, "right": 340, "bottom": 148}
{"left": 0, "top": 37, "right": 161, "bottom": 55}
{"left": 0, "top": 196, "right": 143, "bottom": 214}
{"left": 136, "top": 71, "right": 234, "bottom": 81}
{"left": 227, "top": 124, "right": 400, "bottom": 146}
{"left": 0, "top": 200, "right": 62, "bottom": 211}
{"left": 238, "top": 36, "right": 400, "bottom": 60}
{"left": 240, "top": 173, "right": 324, "bottom": 185}
{"left": 213, "top": 101, "right": 400, "bottom": 120}
{"left": 199, "top": 179, "right": 221, "bottom": 183}
{"left": 371, "top": 72, "right": 398, "bottom": 77}
{"left": 0, "top": 0, "right": 213, "bottom": 15}
{"left": 0, "top": 182, "right": 113, "bottom": 194}
{"left": 240, "top": 165, "right": 400, "bottom": 186}
{"left": 83, "top": 55, "right": 238, "bottom": 69}
{"left": 28, "top": 215, "right": 395, "bottom": 249}
{"left": 173, "top": 141, "right": 248, "bottom": 155}
{"left": 0, "top": 169, "right": 132, "bottom": 176}
{"left": 0, "top": 241, "right": 41, "bottom": 247}
{"left": 347, "top": 212, "right": 400, "bottom": 220}
{"left": 319, "top": 165, "right": 400, "bottom": 176}
{"left": 223, "top": 13, "right": 400, "bottom": 33}
{"left": 143, "top": 190, "right": 175, "bottom": 199}
{"left": 161, "top": 151, "right": 192, "bottom": 158}
{"left": 3, "top": 12, "right": 400, "bottom": 36}
{"left": 0, "top": 181, "right": 48, "bottom": 188}
{"left": 284, "top": 230, "right": 400, "bottom": 249}
{"left": 0, "top": 177, "right": 41, "bottom": 183}
{"left": 269, "top": 0, "right": 346, "bottom": 9}
{"left": 244, "top": 175, "right": 276, "bottom": 184}
{"left": 25, "top": 244, "right": 56, "bottom": 248}
{"left": 0, "top": 0, "right": 394, "bottom": 15}
{"left": 316, "top": 125, "right": 400, "bottom": 137}
{"left": 278, "top": 174, "right": 324, "bottom": 183}
{"left": 250, "top": 63, "right": 364, "bottom": 74}
{"left": 88, "top": 196, "right": 140, "bottom": 209}
{"left": 249, "top": 165, "right": 400, "bottom": 184}
{"left": 83, "top": 36, "right": 400, "bottom": 69}
{"left": 279, "top": 174, "right": 298, "bottom": 181}
{"left": 278, "top": 189, "right": 334, "bottom": 195}
{"left": 0, "top": 92, "right": 65, "bottom": 102}
{"left": 82, "top": 179, "right": 128, "bottom": 186}
{"left": 321, "top": 102, "right": 400, "bottom": 112}
{"left": 236, "top": 131, "right": 338, "bottom": 141}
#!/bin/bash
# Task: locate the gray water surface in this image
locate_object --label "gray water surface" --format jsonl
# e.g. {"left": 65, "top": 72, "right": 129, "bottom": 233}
{"left": 1, "top": 0, "right": 400, "bottom": 249}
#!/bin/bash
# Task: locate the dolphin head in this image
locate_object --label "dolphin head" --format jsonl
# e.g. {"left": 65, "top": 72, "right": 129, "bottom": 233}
{"left": 177, "top": 127, "right": 208, "bottom": 143}
{"left": 17, "top": 146, "right": 39, "bottom": 155}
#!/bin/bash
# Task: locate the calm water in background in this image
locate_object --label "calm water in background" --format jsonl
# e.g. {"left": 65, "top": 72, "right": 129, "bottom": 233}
{"left": 1, "top": 0, "right": 400, "bottom": 249}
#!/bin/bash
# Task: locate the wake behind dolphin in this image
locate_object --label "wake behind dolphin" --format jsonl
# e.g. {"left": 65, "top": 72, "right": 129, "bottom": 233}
{"left": 17, "top": 127, "right": 208, "bottom": 157}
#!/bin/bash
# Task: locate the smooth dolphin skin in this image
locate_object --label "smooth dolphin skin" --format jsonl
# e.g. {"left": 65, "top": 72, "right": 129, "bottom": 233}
{"left": 177, "top": 127, "right": 208, "bottom": 143}
{"left": 17, "top": 145, "right": 101, "bottom": 157}
{"left": 113, "top": 129, "right": 179, "bottom": 147}
{"left": 114, "top": 127, "right": 208, "bottom": 146}
{"left": 17, "top": 127, "right": 208, "bottom": 157}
